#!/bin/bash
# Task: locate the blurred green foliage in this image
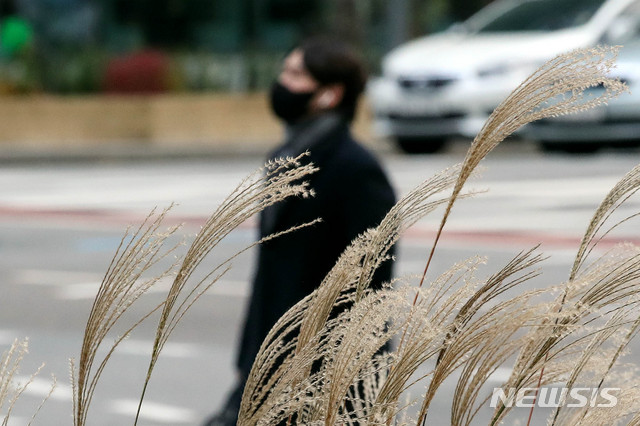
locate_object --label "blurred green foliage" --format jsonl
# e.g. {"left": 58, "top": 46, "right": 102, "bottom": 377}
{"left": 0, "top": 0, "right": 493, "bottom": 94}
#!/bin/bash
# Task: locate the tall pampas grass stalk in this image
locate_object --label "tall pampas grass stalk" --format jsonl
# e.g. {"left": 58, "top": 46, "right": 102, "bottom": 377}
{"left": 0, "top": 339, "right": 55, "bottom": 426}
{"left": 67, "top": 153, "right": 318, "bottom": 426}
{"left": 388, "top": 49, "right": 631, "bottom": 424}
{"left": 71, "top": 207, "right": 184, "bottom": 426}
{"left": 418, "top": 45, "right": 627, "bottom": 293}
{"left": 134, "top": 154, "right": 319, "bottom": 424}
{"left": 515, "top": 142, "right": 640, "bottom": 425}
{"left": 412, "top": 45, "right": 627, "bottom": 423}
{"left": 238, "top": 164, "right": 469, "bottom": 424}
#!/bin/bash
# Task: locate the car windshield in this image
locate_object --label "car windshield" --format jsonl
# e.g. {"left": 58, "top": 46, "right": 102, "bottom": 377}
{"left": 474, "top": 0, "right": 605, "bottom": 32}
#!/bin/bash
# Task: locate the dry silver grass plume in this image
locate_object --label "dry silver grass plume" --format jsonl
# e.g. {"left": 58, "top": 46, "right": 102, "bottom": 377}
{"left": 239, "top": 45, "right": 638, "bottom": 426}
{"left": 134, "top": 153, "right": 318, "bottom": 423}
{"left": 71, "top": 207, "right": 183, "bottom": 426}
{"left": 70, "top": 153, "right": 318, "bottom": 426}
{"left": 1, "top": 338, "right": 55, "bottom": 426}
{"left": 420, "top": 45, "right": 627, "bottom": 290}
{"left": 571, "top": 163, "right": 640, "bottom": 280}
{"left": 497, "top": 161, "right": 640, "bottom": 426}
{"left": 238, "top": 164, "right": 466, "bottom": 425}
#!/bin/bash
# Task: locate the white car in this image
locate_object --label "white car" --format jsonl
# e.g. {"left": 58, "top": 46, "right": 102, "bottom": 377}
{"left": 521, "top": 35, "right": 640, "bottom": 152}
{"left": 367, "top": 0, "right": 640, "bottom": 153}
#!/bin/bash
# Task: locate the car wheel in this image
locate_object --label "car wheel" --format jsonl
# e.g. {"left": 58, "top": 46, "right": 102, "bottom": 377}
{"left": 539, "top": 141, "right": 600, "bottom": 154}
{"left": 396, "top": 137, "right": 446, "bottom": 154}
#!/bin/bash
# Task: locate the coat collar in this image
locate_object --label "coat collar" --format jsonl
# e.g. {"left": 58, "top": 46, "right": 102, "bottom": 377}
{"left": 270, "top": 112, "right": 348, "bottom": 163}
{"left": 261, "top": 113, "right": 350, "bottom": 237}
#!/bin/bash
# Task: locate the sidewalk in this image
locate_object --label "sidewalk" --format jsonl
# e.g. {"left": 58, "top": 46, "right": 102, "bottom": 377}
{"left": 0, "top": 93, "right": 384, "bottom": 162}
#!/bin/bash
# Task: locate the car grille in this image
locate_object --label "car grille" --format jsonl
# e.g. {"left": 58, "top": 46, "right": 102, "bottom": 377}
{"left": 397, "top": 76, "right": 457, "bottom": 90}
{"left": 387, "top": 111, "right": 465, "bottom": 121}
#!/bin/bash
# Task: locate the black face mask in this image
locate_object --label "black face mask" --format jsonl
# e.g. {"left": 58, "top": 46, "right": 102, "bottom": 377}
{"left": 269, "top": 80, "right": 316, "bottom": 125}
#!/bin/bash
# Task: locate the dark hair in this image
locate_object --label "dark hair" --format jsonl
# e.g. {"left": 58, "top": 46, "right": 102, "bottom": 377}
{"left": 300, "top": 36, "right": 367, "bottom": 122}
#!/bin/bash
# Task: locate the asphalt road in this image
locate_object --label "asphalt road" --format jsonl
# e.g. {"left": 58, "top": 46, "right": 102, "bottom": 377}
{"left": 1, "top": 141, "right": 640, "bottom": 425}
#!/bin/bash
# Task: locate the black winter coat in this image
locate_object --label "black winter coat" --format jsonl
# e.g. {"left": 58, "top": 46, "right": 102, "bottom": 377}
{"left": 236, "top": 119, "right": 396, "bottom": 377}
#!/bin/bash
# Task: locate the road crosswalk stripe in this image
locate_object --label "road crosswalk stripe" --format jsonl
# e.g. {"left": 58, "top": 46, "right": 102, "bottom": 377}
{"left": 0, "top": 329, "right": 21, "bottom": 345}
{"left": 14, "top": 376, "right": 72, "bottom": 402}
{"left": 15, "top": 269, "right": 250, "bottom": 300}
{"left": 12, "top": 377, "right": 198, "bottom": 424}
{"left": 109, "top": 399, "right": 197, "bottom": 424}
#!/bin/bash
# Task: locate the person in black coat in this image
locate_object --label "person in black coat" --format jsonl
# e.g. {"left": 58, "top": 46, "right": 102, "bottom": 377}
{"left": 204, "top": 36, "right": 396, "bottom": 426}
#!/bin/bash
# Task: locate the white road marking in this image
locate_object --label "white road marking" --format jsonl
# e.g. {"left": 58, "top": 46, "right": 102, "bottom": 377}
{"left": 14, "top": 376, "right": 73, "bottom": 401}
{"left": 15, "top": 269, "right": 250, "bottom": 300}
{"left": 0, "top": 175, "right": 244, "bottom": 211}
{"left": 57, "top": 282, "right": 103, "bottom": 300}
{"left": 56, "top": 278, "right": 250, "bottom": 300}
{"left": 0, "top": 172, "right": 628, "bottom": 225}
{"left": 479, "top": 176, "right": 620, "bottom": 199}
{"left": 488, "top": 367, "right": 515, "bottom": 383}
{"left": 105, "top": 339, "right": 202, "bottom": 358}
{"left": 109, "top": 398, "right": 197, "bottom": 424}
{"left": 0, "top": 329, "right": 21, "bottom": 345}
{"left": 15, "top": 269, "right": 103, "bottom": 284}
{"left": 208, "top": 279, "right": 250, "bottom": 297}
